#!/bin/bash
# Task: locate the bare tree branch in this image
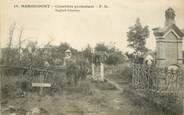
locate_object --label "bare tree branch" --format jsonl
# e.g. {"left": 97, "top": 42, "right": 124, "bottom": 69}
{"left": 6, "top": 23, "right": 16, "bottom": 64}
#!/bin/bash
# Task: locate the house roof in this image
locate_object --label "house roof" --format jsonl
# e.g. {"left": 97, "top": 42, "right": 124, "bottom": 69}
{"left": 153, "top": 24, "right": 184, "bottom": 38}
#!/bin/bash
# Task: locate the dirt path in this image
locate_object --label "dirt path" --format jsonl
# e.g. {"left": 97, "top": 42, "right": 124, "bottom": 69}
{"left": 105, "top": 78, "right": 123, "bottom": 92}
{"left": 103, "top": 78, "right": 166, "bottom": 115}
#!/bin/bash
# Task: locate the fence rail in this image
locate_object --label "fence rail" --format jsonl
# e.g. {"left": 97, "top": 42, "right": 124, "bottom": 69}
{"left": 0, "top": 65, "right": 65, "bottom": 72}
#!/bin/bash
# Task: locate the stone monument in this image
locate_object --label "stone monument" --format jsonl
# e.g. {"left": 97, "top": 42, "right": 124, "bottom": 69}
{"left": 63, "top": 49, "right": 72, "bottom": 66}
{"left": 153, "top": 7, "right": 184, "bottom": 68}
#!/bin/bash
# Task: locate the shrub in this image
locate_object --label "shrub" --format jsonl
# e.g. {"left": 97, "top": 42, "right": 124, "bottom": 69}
{"left": 106, "top": 53, "right": 125, "bottom": 65}
{"left": 1, "top": 82, "right": 17, "bottom": 98}
{"left": 120, "top": 66, "right": 132, "bottom": 81}
{"left": 65, "top": 57, "right": 90, "bottom": 87}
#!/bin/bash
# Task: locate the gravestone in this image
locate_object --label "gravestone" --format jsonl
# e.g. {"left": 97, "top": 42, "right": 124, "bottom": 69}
{"left": 153, "top": 7, "right": 184, "bottom": 68}
{"left": 92, "top": 51, "right": 107, "bottom": 81}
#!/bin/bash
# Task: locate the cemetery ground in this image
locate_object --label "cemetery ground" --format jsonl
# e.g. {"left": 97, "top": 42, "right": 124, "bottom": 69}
{"left": 1, "top": 64, "right": 166, "bottom": 115}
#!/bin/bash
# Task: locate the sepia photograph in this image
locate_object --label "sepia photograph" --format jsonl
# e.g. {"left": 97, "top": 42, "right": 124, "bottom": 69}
{"left": 0, "top": 0, "right": 184, "bottom": 115}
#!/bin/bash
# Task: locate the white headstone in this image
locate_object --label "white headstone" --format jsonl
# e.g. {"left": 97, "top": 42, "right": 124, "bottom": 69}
{"left": 100, "top": 62, "right": 104, "bottom": 81}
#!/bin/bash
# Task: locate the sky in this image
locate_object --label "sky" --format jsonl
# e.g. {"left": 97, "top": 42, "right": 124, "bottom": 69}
{"left": 0, "top": 0, "right": 184, "bottom": 52}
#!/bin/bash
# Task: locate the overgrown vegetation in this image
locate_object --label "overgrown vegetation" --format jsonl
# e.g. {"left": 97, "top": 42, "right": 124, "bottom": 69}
{"left": 127, "top": 18, "right": 149, "bottom": 54}
{"left": 126, "top": 18, "right": 150, "bottom": 63}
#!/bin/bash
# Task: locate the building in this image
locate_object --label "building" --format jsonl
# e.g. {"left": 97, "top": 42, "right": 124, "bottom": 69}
{"left": 153, "top": 7, "right": 184, "bottom": 68}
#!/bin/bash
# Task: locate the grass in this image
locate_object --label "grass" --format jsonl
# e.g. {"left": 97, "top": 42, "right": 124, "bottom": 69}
{"left": 105, "top": 64, "right": 132, "bottom": 85}
{"left": 1, "top": 77, "right": 119, "bottom": 115}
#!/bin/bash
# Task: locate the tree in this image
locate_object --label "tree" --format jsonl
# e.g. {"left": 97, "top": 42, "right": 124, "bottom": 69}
{"left": 95, "top": 43, "right": 109, "bottom": 52}
{"left": 6, "top": 23, "right": 16, "bottom": 64}
{"left": 18, "top": 27, "right": 24, "bottom": 63}
{"left": 127, "top": 18, "right": 149, "bottom": 55}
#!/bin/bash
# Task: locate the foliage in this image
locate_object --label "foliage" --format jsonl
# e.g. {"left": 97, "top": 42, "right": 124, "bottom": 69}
{"left": 106, "top": 51, "right": 125, "bottom": 65}
{"left": 1, "top": 48, "right": 19, "bottom": 65}
{"left": 125, "top": 52, "right": 134, "bottom": 62}
{"left": 95, "top": 43, "right": 109, "bottom": 52}
{"left": 127, "top": 18, "right": 149, "bottom": 54}
{"left": 93, "top": 43, "right": 125, "bottom": 65}
{"left": 1, "top": 74, "right": 32, "bottom": 99}
{"left": 1, "top": 40, "right": 126, "bottom": 67}
{"left": 120, "top": 66, "right": 132, "bottom": 81}
{"left": 0, "top": 42, "right": 78, "bottom": 67}
{"left": 65, "top": 56, "right": 90, "bottom": 86}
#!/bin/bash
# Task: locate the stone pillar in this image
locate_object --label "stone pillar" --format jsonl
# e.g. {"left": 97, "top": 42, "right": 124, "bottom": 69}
{"left": 100, "top": 62, "right": 104, "bottom": 81}
{"left": 156, "top": 41, "right": 166, "bottom": 68}
{"left": 177, "top": 41, "right": 183, "bottom": 65}
{"left": 92, "top": 63, "right": 95, "bottom": 80}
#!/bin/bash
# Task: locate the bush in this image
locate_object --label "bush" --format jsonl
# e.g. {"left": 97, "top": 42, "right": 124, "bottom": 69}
{"left": 65, "top": 58, "right": 90, "bottom": 86}
{"left": 106, "top": 53, "right": 125, "bottom": 65}
{"left": 120, "top": 66, "right": 132, "bottom": 81}
{"left": 2, "top": 82, "right": 17, "bottom": 98}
